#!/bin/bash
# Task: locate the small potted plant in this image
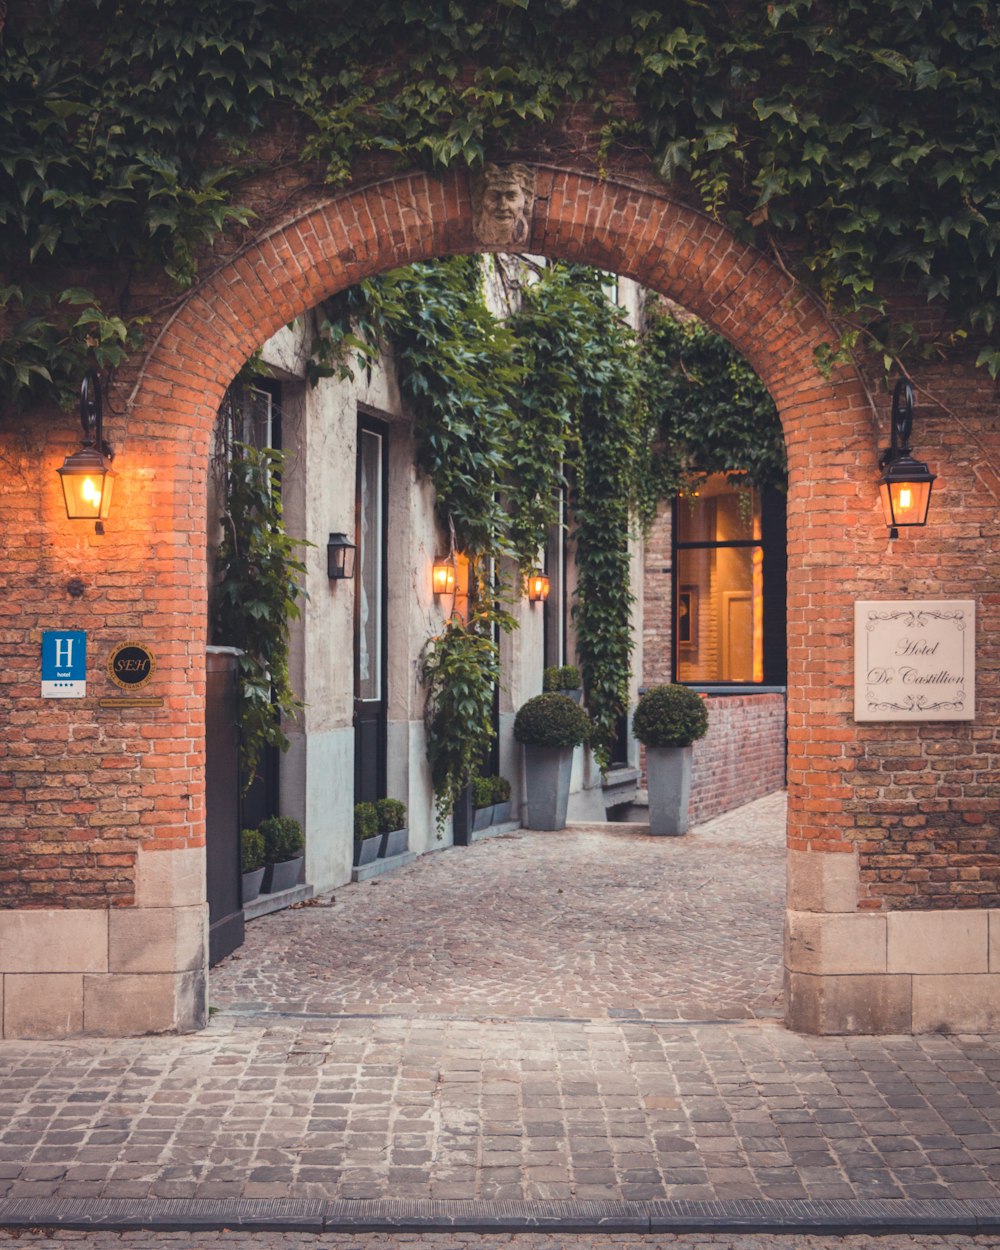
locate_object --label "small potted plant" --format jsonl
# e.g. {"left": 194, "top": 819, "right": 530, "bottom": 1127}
{"left": 514, "top": 692, "right": 591, "bottom": 830}
{"left": 259, "top": 815, "right": 304, "bottom": 892}
{"left": 543, "top": 664, "right": 582, "bottom": 702}
{"left": 376, "top": 797, "right": 408, "bottom": 858}
{"left": 240, "top": 827, "right": 266, "bottom": 903}
{"left": 491, "top": 774, "right": 512, "bottom": 825}
{"left": 632, "top": 684, "right": 709, "bottom": 836}
{"left": 471, "top": 774, "right": 496, "bottom": 831}
{"left": 354, "top": 801, "right": 383, "bottom": 866}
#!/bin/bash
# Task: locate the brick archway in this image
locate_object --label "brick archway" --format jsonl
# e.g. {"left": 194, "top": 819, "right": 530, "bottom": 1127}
{"left": 135, "top": 163, "right": 870, "bottom": 851}
{"left": 4, "top": 165, "right": 920, "bottom": 1038}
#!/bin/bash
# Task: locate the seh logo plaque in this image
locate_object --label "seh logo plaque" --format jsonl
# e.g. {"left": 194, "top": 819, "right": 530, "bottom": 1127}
{"left": 108, "top": 642, "right": 156, "bottom": 690}
{"left": 854, "top": 600, "right": 974, "bottom": 722}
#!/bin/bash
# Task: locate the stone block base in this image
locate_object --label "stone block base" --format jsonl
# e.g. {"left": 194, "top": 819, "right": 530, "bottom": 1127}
{"left": 0, "top": 901, "right": 208, "bottom": 1039}
{"left": 785, "top": 907, "right": 1000, "bottom": 1035}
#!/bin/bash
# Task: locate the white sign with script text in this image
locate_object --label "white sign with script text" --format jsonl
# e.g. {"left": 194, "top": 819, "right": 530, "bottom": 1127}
{"left": 854, "top": 600, "right": 975, "bottom": 721}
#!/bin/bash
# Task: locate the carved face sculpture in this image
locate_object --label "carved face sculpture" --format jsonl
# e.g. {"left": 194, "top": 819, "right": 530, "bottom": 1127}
{"left": 473, "top": 164, "right": 535, "bottom": 246}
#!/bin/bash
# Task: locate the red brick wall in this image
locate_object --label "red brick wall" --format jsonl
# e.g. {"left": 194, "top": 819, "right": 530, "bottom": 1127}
{"left": 0, "top": 160, "right": 996, "bottom": 920}
{"left": 689, "top": 694, "right": 786, "bottom": 825}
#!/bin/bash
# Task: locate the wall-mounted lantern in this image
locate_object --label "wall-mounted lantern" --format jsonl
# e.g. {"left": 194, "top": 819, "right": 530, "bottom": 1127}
{"left": 432, "top": 557, "right": 456, "bottom": 595}
{"left": 57, "top": 371, "right": 116, "bottom": 531}
{"left": 878, "top": 378, "right": 936, "bottom": 538}
{"left": 527, "top": 570, "right": 550, "bottom": 603}
{"left": 327, "top": 532, "right": 356, "bottom": 580}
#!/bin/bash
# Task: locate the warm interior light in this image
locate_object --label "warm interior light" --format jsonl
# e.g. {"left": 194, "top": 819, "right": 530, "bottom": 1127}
{"left": 432, "top": 559, "right": 456, "bottom": 595}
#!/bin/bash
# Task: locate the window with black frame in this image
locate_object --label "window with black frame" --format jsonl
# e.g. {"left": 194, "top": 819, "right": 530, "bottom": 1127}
{"left": 673, "top": 474, "right": 786, "bottom": 687}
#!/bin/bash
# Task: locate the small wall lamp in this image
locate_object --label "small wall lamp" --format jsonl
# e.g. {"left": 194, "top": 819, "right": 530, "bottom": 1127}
{"left": 327, "top": 532, "right": 356, "bottom": 580}
{"left": 432, "top": 557, "right": 456, "bottom": 595}
{"left": 878, "top": 378, "right": 936, "bottom": 538}
{"left": 57, "top": 370, "right": 116, "bottom": 531}
{"left": 527, "top": 571, "right": 550, "bottom": 603}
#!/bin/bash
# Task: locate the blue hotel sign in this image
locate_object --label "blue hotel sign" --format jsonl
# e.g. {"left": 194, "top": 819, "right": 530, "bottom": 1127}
{"left": 41, "top": 630, "right": 87, "bottom": 698}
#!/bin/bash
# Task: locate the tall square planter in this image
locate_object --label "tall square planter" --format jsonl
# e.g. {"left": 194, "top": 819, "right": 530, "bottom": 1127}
{"left": 523, "top": 745, "right": 574, "bottom": 830}
{"left": 645, "top": 745, "right": 694, "bottom": 836}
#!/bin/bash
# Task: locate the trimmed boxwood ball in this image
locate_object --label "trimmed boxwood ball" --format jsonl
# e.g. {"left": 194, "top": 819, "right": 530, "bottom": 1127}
{"left": 240, "top": 827, "right": 265, "bottom": 874}
{"left": 258, "top": 815, "right": 303, "bottom": 864}
{"left": 514, "top": 692, "right": 591, "bottom": 749}
{"left": 375, "top": 797, "right": 406, "bottom": 833}
{"left": 353, "top": 801, "right": 379, "bottom": 841}
{"left": 632, "top": 684, "right": 709, "bottom": 749}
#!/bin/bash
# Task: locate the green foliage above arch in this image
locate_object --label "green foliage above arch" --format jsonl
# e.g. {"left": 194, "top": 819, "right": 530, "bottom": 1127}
{"left": 2, "top": 0, "right": 998, "bottom": 411}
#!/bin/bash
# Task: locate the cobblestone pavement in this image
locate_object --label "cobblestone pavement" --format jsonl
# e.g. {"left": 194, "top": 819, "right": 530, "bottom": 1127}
{"left": 3, "top": 792, "right": 1000, "bottom": 1223}
{"left": 5, "top": 1231, "right": 1000, "bottom": 1249}
{"left": 210, "top": 792, "right": 788, "bottom": 1022}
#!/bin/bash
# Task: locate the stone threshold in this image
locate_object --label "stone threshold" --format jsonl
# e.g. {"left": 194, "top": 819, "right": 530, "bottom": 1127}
{"left": 243, "top": 883, "right": 314, "bottom": 921}
{"left": 467, "top": 818, "right": 520, "bottom": 844}
{"left": 351, "top": 849, "right": 417, "bottom": 882}
{"left": 2, "top": 1197, "right": 999, "bottom": 1234}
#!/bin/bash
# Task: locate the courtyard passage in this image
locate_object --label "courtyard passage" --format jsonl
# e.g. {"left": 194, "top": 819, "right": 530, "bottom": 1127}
{"left": 211, "top": 791, "right": 787, "bottom": 1023}
{"left": 4, "top": 791, "right": 1000, "bottom": 1234}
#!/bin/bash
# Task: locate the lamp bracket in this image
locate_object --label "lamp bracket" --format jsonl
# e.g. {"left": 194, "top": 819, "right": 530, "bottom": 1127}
{"left": 880, "top": 377, "right": 914, "bottom": 468}
{"left": 80, "top": 370, "right": 114, "bottom": 460}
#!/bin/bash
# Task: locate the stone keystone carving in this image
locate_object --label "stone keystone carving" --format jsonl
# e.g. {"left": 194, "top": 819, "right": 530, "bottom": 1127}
{"left": 472, "top": 163, "right": 536, "bottom": 247}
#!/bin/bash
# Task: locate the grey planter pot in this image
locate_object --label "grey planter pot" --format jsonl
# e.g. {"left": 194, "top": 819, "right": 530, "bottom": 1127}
{"left": 645, "top": 745, "right": 694, "bottom": 836}
{"left": 241, "top": 866, "right": 265, "bottom": 904}
{"left": 472, "top": 804, "right": 496, "bottom": 831}
{"left": 262, "top": 855, "right": 304, "bottom": 893}
{"left": 492, "top": 800, "right": 512, "bottom": 825}
{"left": 523, "top": 745, "right": 574, "bottom": 830}
{"left": 353, "top": 834, "right": 384, "bottom": 866}
{"left": 380, "top": 827, "right": 409, "bottom": 858}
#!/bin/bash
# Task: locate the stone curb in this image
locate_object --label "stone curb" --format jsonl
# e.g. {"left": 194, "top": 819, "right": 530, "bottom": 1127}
{"left": 2, "top": 1197, "right": 1000, "bottom": 1234}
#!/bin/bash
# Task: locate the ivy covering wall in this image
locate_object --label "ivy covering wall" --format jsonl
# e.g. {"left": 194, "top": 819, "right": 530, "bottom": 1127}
{"left": 316, "top": 257, "right": 783, "bottom": 816}
{"left": 2, "top": 0, "right": 998, "bottom": 413}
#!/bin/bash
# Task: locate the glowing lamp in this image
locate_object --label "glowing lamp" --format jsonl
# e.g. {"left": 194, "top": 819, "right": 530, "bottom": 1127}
{"left": 432, "top": 558, "right": 456, "bottom": 595}
{"left": 878, "top": 378, "right": 935, "bottom": 537}
{"left": 527, "top": 571, "right": 550, "bottom": 602}
{"left": 57, "top": 371, "right": 116, "bottom": 528}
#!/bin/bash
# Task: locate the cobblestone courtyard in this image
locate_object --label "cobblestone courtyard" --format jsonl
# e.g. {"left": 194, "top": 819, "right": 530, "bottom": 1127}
{"left": 211, "top": 792, "right": 787, "bottom": 1023}
{"left": 4, "top": 792, "right": 1000, "bottom": 1233}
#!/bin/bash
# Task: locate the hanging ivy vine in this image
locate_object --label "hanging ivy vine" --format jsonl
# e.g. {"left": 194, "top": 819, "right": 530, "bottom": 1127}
{"left": 2, "top": 0, "right": 999, "bottom": 414}
{"left": 212, "top": 422, "right": 308, "bottom": 785}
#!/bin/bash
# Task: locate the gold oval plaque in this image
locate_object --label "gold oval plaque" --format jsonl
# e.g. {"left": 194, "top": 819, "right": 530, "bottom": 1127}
{"left": 108, "top": 641, "right": 156, "bottom": 690}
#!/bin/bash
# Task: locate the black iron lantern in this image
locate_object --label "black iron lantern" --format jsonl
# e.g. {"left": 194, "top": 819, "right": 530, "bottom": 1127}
{"left": 527, "top": 570, "right": 550, "bottom": 602}
{"left": 57, "top": 371, "right": 116, "bottom": 529}
{"left": 327, "top": 532, "right": 356, "bottom": 580}
{"left": 878, "top": 378, "right": 936, "bottom": 537}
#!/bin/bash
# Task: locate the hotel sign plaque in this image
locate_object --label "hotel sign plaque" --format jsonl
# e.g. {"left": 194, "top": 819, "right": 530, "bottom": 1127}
{"left": 854, "top": 600, "right": 975, "bottom": 722}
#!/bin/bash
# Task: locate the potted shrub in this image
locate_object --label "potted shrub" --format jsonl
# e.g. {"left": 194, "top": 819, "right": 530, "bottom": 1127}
{"left": 514, "top": 692, "right": 591, "bottom": 830}
{"left": 259, "top": 815, "right": 304, "bottom": 892}
{"left": 471, "top": 774, "right": 496, "bottom": 831}
{"left": 632, "top": 684, "right": 709, "bottom": 836}
{"left": 376, "top": 797, "right": 408, "bottom": 858}
{"left": 240, "top": 827, "right": 266, "bottom": 903}
{"left": 491, "top": 774, "right": 512, "bottom": 825}
{"left": 354, "top": 801, "right": 383, "bottom": 866}
{"left": 543, "top": 664, "right": 582, "bottom": 702}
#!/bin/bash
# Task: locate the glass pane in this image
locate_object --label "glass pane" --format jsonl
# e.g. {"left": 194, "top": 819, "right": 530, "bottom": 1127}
{"left": 356, "top": 429, "right": 382, "bottom": 702}
{"left": 676, "top": 544, "right": 764, "bottom": 683}
{"left": 677, "top": 474, "right": 759, "bottom": 544}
